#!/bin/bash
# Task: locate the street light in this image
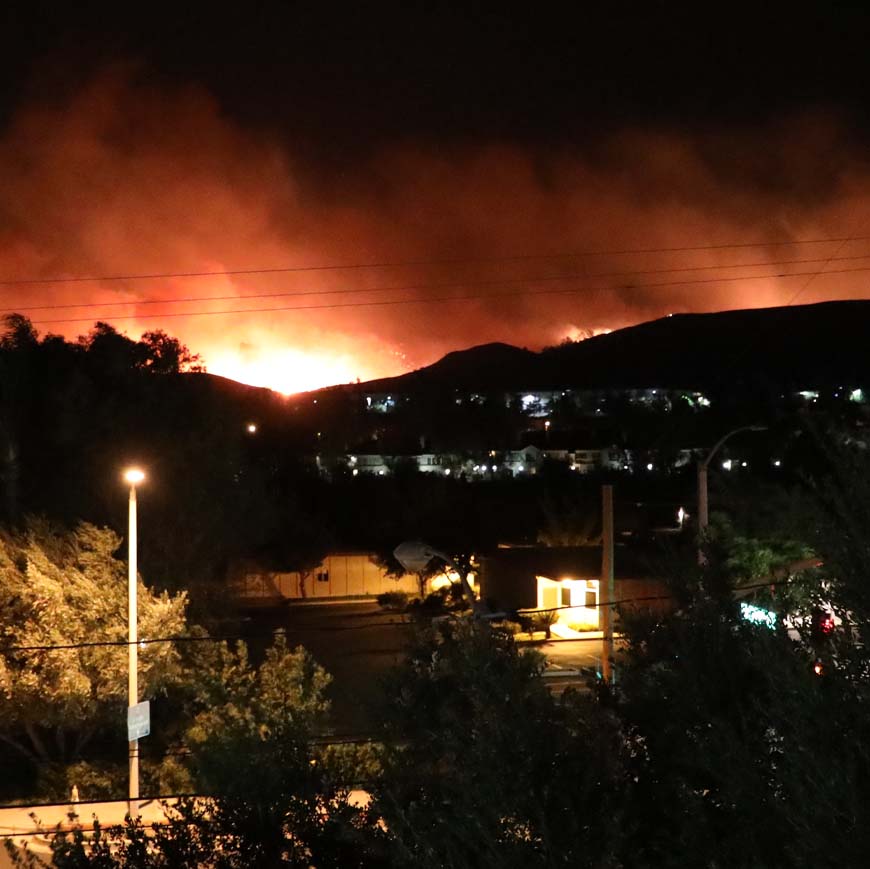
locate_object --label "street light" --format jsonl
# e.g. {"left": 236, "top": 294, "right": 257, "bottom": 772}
{"left": 697, "top": 426, "right": 766, "bottom": 561}
{"left": 122, "top": 467, "right": 144, "bottom": 814}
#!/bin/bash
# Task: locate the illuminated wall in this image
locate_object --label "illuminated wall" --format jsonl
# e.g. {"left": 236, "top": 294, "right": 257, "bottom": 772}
{"left": 235, "top": 553, "right": 419, "bottom": 599}
{"left": 535, "top": 575, "right": 600, "bottom": 628}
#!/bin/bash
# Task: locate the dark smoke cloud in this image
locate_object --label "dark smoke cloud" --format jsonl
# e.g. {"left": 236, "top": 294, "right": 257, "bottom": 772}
{"left": 1, "top": 68, "right": 869, "bottom": 391}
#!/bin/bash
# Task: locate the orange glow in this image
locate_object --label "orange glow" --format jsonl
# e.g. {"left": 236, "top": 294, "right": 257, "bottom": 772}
{"left": 564, "top": 326, "right": 615, "bottom": 342}
{"left": 5, "top": 72, "right": 870, "bottom": 390}
{"left": 206, "top": 346, "right": 365, "bottom": 395}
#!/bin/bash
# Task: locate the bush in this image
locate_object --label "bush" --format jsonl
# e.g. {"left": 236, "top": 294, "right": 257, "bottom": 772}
{"left": 531, "top": 611, "right": 559, "bottom": 638}
{"left": 406, "top": 585, "right": 473, "bottom": 622}
{"left": 376, "top": 590, "right": 410, "bottom": 610}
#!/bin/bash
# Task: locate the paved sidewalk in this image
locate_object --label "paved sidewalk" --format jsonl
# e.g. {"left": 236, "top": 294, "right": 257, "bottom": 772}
{"left": 0, "top": 791, "right": 370, "bottom": 867}
{"left": 0, "top": 798, "right": 172, "bottom": 868}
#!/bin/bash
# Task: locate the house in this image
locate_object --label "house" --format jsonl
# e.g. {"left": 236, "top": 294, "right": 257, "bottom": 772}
{"left": 479, "top": 545, "right": 672, "bottom": 632}
{"left": 349, "top": 454, "right": 390, "bottom": 475}
{"left": 504, "top": 445, "right": 544, "bottom": 475}
{"left": 347, "top": 453, "right": 444, "bottom": 475}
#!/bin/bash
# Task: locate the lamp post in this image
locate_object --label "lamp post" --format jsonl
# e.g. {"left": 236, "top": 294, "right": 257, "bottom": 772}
{"left": 697, "top": 426, "right": 765, "bottom": 562}
{"left": 123, "top": 467, "right": 145, "bottom": 815}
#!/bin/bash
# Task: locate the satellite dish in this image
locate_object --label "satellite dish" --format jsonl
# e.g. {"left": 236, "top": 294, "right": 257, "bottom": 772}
{"left": 393, "top": 541, "right": 437, "bottom": 574}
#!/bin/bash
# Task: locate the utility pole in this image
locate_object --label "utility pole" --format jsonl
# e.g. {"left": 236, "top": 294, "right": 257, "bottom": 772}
{"left": 601, "top": 484, "right": 615, "bottom": 683}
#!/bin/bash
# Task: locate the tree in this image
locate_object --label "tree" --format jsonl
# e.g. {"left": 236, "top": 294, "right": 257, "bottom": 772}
{"left": 139, "top": 330, "right": 204, "bottom": 375}
{"left": 374, "top": 620, "right": 623, "bottom": 868}
{"left": 7, "top": 636, "right": 391, "bottom": 868}
{"left": 0, "top": 519, "right": 187, "bottom": 787}
{"left": 0, "top": 315, "right": 41, "bottom": 521}
{"left": 78, "top": 322, "right": 146, "bottom": 380}
{"left": 170, "top": 634, "right": 389, "bottom": 867}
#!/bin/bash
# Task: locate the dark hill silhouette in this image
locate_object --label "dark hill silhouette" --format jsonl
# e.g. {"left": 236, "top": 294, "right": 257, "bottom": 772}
{"left": 541, "top": 300, "right": 870, "bottom": 391}
{"left": 323, "top": 301, "right": 870, "bottom": 396}
{"left": 361, "top": 342, "right": 543, "bottom": 393}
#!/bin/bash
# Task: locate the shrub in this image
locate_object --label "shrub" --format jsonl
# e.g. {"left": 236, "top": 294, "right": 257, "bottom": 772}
{"left": 377, "top": 590, "right": 410, "bottom": 610}
{"left": 531, "top": 611, "right": 559, "bottom": 638}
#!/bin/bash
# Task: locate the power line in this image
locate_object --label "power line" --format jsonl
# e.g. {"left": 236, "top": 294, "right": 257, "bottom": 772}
{"left": 1, "top": 578, "right": 803, "bottom": 655}
{"left": 8, "top": 251, "right": 870, "bottom": 315}
{"left": 0, "top": 735, "right": 383, "bottom": 780}
{"left": 1, "top": 234, "right": 867, "bottom": 287}
{"left": 786, "top": 236, "right": 858, "bottom": 307}
{"left": 1, "top": 621, "right": 410, "bottom": 655}
{"left": 23, "top": 262, "right": 870, "bottom": 327}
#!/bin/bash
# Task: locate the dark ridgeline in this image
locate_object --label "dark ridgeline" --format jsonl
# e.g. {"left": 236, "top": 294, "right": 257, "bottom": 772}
{"left": 350, "top": 300, "right": 870, "bottom": 396}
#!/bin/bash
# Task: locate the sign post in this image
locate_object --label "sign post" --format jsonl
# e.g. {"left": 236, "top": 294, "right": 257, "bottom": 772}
{"left": 127, "top": 700, "right": 151, "bottom": 742}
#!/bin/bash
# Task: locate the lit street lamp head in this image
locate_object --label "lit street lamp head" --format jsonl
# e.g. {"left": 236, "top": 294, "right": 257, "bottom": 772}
{"left": 246, "top": 422, "right": 258, "bottom": 434}
{"left": 123, "top": 468, "right": 145, "bottom": 485}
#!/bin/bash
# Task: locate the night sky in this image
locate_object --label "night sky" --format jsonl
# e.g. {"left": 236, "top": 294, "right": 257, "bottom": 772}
{"left": 2, "top": 2, "right": 870, "bottom": 391}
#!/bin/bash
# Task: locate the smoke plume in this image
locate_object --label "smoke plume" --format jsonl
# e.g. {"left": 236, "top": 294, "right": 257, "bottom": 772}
{"left": 1, "top": 68, "right": 869, "bottom": 391}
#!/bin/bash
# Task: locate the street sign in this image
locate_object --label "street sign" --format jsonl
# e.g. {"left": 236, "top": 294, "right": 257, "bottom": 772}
{"left": 127, "top": 700, "right": 150, "bottom": 741}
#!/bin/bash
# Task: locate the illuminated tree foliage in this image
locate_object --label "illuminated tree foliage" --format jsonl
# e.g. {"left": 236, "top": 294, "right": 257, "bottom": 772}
{"left": 6, "top": 637, "right": 391, "bottom": 869}
{"left": 0, "top": 519, "right": 187, "bottom": 769}
{"left": 171, "top": 634, "right": 387, "bottom": 867}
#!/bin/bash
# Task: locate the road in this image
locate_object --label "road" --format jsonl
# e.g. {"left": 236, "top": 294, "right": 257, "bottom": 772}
{"left": 240, "top": 601, "right": 413, "bottom": 735}
{"left": 240, "top": 602, "right": 611, "bottom": 728}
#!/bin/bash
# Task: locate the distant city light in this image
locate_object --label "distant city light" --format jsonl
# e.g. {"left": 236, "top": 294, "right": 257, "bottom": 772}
{"left": 246, "top": 422, "right": 257, "bottom": 434}
{"left": 741, "top": 461, "right": 748, "bottom": 468}
{"left": 646, "top": 462, "right": 654, "bottom": 471}
{"left": 518, "top": 464, "right": 525, "bottom": 472}
{"left": 352, "top": 468, "right": 359, "bottom": 476}
{"left": 773, "top": 459, "right": 781, "bottom": 467}
{"left": 677, "top": 506, "right": 686, "bottom": 527}
{"left": 491, "top": 465, "right": 497, "bottom": 472}
{"left": 850, "top": 388, "right": 865, "bottom": 403}
{"left": 444, "top": 468, "right": 451, "bottom": 475}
